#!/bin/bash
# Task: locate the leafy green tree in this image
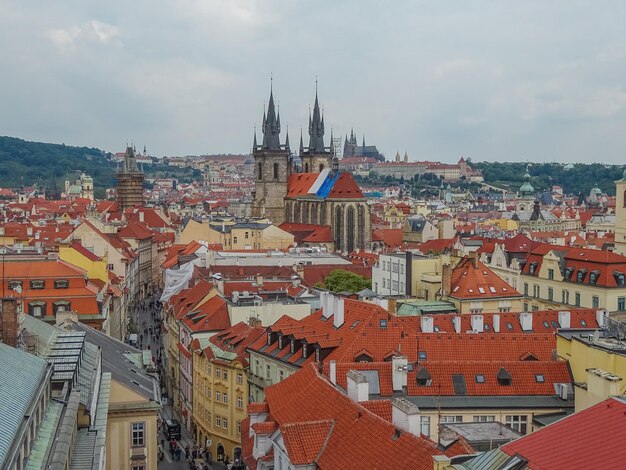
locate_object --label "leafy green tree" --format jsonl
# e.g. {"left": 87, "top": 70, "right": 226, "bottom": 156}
{"left": 319, "top": 269, "right": 371, "bottom": 293}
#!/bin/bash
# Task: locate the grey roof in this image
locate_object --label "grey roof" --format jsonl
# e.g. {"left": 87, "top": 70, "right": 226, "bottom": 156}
{"left": 451, "top": 447, "right": 513, "bottom": 469}
{"left": 442, "top": 422, "right": 522, "bottom": 443}
{"left": 72, "top": 322, "right": 160, "bottom": 402}
{"left": 0, "top": 343, "right": 50, "bottom": 467}
{"left": 405, "top": 395, "right": 574, "bottom": 410}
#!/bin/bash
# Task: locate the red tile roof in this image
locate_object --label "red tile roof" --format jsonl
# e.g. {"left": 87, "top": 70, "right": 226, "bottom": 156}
{"left": 180, "top": 295, "right": 231, "bottom": 333}
{"left": 286, "top": 173, "right": 318, "bottom": 197}
{"left": 449, "top": 257, "right": 521, "bottom": 299}
{"left": 70, "top": 241, "right": 101, "bottom": 261}
{"left": 326, "top": 172, "right": 364, "bottom": 199}
{"left": 249, "top": 364, "right": 465, "bottom": 469}
{"left": 280, "top": 420, "right": 334, "bottom": 465}
{"left": 371, "top": 228, "right": 403, "bottom": 249}
{"left": 502, "top": 397, "right": 626, "bottom": 468}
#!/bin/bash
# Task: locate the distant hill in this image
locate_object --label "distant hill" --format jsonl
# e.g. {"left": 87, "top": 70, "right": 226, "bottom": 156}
{"left": 0, "top": 136, "right": 116, "bottom": 193}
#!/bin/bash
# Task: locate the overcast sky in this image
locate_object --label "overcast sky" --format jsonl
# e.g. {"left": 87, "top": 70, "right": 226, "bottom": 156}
{"left": 1, "top": 1, "right": 625, "bottom": 163}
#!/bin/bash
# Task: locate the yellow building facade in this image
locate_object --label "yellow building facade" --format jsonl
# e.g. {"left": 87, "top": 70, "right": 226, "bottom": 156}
{"left": 191, "top": 327, "right": 261, "bottom": 463}
{"left": 59, "top": 243, "right": 109, "bottom": 282}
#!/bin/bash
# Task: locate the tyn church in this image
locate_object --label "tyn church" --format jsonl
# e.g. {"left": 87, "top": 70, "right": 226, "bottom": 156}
{"left": 251, "top": 86, "right": 371, "bottom": 252}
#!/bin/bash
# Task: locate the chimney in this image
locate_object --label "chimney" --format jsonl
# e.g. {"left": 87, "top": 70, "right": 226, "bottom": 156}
{"left": 347, "top": 370, "right": 369, "bottom": 402}
{"left": 0, "top": 298, "right": 20, "bottom": 348}
{"left": 493, "top": 314, "right": 500, "bottom": 333}
{"left": 441, "top": 263, "right": 452, "bottom": 297}
{"left": 387, "top": 297, "right": 397, "bottom": 315}
{"left": 391, "top": 397, "right": 421, "bottom": 437}
{"left": 558, "top": 311, "right": 571, "bottom": 329}
{"left": 452, "top": 316, "right": 461, "bottom": 334}
{"left": 329, "top": 360, "right": 337, "bottom": 385}
{"left": 333, "top": 297, "right": 345, "bottom": 328}
{"left": 520, "top": 312, "right": 533, "bottom": 331}
{"left": 596, "top": 309, "right": 608, "bottom": 328}
{"left": 392, "top": 356, "right": 408, "bottom": 391}
{"left": 256, "top": 274, "right": 263, "bottom": 286}
{"left": 420, "top": 316, "right": 434, "bottom": 333}
{"left": 471, "top": 314, "right": 484, "bottom": 333}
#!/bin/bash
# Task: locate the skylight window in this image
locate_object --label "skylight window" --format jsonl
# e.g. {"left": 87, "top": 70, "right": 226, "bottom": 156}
{"left": 543, "top": 321, "right": 550, "bottom": 328}
{"left": 506, "top": 322, "right": 513, "bottom": 331}
{"left": 478, "top": 287, "right": 485, "bottom": 294}
{"left": 489, "top": 286, "right": 497, "bottom": 293}
{"left": 580, "top": 319, "right": 587, "bottom": 327}
{"left": 535, "top": 374, "right": 545, "bottom": 383}
{"left": 453, "top": 286, "right": 460, "bottom": 293}
{"left": 379, "top": 319, "right": 387, "bottom": 329}
{"left": 418, "top": 351, "right": 427, "bottom": 361}
{"left": 475, "top": 375, "right": 485, "bottom": 384}
{"left": 468, "top": 289, "right": 474, "bottom": 293}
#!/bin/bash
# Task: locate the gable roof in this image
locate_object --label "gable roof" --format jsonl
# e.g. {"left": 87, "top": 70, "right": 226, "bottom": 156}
{"left": 501, "top": 397, "right": 626, "bottom": 468}
{"left": 449, "top": 257, "right": 521, "bottom": 299}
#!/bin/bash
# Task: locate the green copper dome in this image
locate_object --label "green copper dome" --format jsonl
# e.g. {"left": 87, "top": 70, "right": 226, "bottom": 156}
{"left": 519, "top": 165, "right": 534, "bottom": 196}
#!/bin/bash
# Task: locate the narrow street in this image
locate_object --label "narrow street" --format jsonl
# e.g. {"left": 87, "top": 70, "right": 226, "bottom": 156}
{"left": 131, "top": 295, "right": 230, "bottom": 470}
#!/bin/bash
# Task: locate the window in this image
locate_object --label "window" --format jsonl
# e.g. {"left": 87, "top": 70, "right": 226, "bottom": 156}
{"left": 216, "top": 391, "right": 221, "bottom": 402}
{"left": 535, "top": 374, "right": 545, "bottom": 383}
{"left": 505, "top": 415, "right": 528, "bottom": 434}
{"left": 614, "top": 272, "right": 625, "bottom": 285}
{"left": 418, "top": 351, "right": 427, "bottom": 361}
{"left": 245, "top": 232, "right": 249, "bottom": 239}
{"left": 279, "top": 370, "right": 284, "bottom": 382}
{"left": 131, "top": 422, "right": 145, "bottom": 447}
{"left": 577, "top": 269, "right": 587, "bottom": 283}
{"left": 29, "top": 302, "right": 46, "bottom": 318}
{"left": 548, "top": 287, "right": 553, "bottom": 301}
{"left": 592, "top": 296, "right": 599, "bottom": 308}
{"left": 619, "top": 297, "right": 626, "bottom": 311}
{"left": 237, "top": 373, "right": 243, "bottom": 385}
{"left": 30, "top": 280, "right": 45, "bottom": 289}
{"left": 473, "top": 415, "right": 495, "bottom": 423}
{"left": 533, "top": 285, "right": 540, "bottom": 298}
{"left": 575, "top": 292, "right": 581, "bottom": 307}
{"left": 223, "top": 417, "right": 228, "bottom": 429}
{"left": 440, "top": 416, "right": 463, "bottom": 424}
{"left": 132, "top": 466, "right": 145, "bottom": 470}
{"left": 223, "top": 392, "right": 228, "bottom": 404}
{"left": 475, "top": 375, "right": 485, "bottom": 384}
{"left": 562, "top": 290, "right": 569, "bottom": 304}
{"left": 523, "top": 303, "right": 528, "bottom": 312}
{"left": 273, "top": 162, "right": 279, "bottom": 180}
{"left": 206, "top": 363, "right": 212, "bottom": 375}
{"left": 548, "top": 269, "right": 554, "bottom": 280}
{"left": 216, "top": 368, "right": 221, "bottom": 379}
{"left": 532, "top": 305, "right": 539, "bottom": 312}
{"left": 564, "top": 267, "right": 574, "bottom": 281}
{"left": 233, "top": 236, "right": 238, "bottom": 244}
{"left": 216, "top": 416, "right": 221, "bottom": 427}
{"left": 382, "top": 278, "right": 386, "bottom": 288}
{"left": 529, "top": 262, "right": 537, "bottom": 274}
{"left": 8, "top": 280, "right": 22, "bottom": 290}
{"left": 523, "top": 283, "right": 528, "bottom": 295}
{"left": 257, "top": 163, "right": 262, "bottom": 180}
{"left": 237, "top": 420, "right": 241, "bottom": 434}
{"left": 53, "top": 300, "right": 71, "bottom": 315}
{"left": 266, "top": 364, "right": 271, "bottom": 379}
{"left": 506, "top": 322, "right": 513, "bottom": 331}
{"left": 223, "top": 370, "right": 228, "bottom": 380}
{"left": 107, "top": 263, "right": 114, "bottom": 271}
{"left": 237, "top": 395, "right": 243, "bottom": 409}
{"left": 589, "top": 271, "right": 600, "bottom": 285}
{"left": 54, "top": 279, "right": 69, "bottom": 289}
{"left": 420, "top": 416, "right": 431, "bottom": 437}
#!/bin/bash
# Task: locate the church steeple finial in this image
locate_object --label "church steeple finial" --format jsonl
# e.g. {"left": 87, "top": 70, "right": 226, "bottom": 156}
{"left": 308, "top": 79, "right": 325, "bottom": 152}
{"left": 253, "top": 126, "right": 258, "bottom": 150}
{"left": 261, "top": 78, "right": 281, "bottom": 150}
{"left": 285, "top": 125, "right": 290, "bottom": 151}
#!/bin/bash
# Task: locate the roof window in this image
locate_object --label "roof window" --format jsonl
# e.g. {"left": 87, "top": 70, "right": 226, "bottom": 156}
{"left": 475, "top": 374, "right": 485, "bottom": 384}
{"left": 418, "top": 351, "right": 427, "bottom": 361}
{"left": 416, "top": 367, "right": 432, "bottom": 386}
{"left": 497, "top": 368, "right": 512, "bottom": 386}
{"left": 535, "top": 374, "right": 545, "bottom": 383}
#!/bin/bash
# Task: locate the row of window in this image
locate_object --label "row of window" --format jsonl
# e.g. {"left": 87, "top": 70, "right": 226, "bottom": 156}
{"left": 379, "top": 278, "right": 405, "bottom": 292}
{"left": 420, "top": 415, "right": 527, "bottom": 436}
{"left": 9, "top": 279, "right": 70, "bottom": 290}
{"left": 524, "top": 283, "right": 607, "bottom": 308}
{"left": 381, "top": 260, "right": 404, "bottom": 274}
{"left": 204, "top": 363, "right": 244, "bottom": 384}
{"left": 28, "top": 301, "right": 71, "bottom": 317}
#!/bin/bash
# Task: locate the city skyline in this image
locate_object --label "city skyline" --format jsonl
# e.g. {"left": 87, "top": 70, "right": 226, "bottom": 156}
{"left": 1, "top": 1, "right": 626, "bottom": 162}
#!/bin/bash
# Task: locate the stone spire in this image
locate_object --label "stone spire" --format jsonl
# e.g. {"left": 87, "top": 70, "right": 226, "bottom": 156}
{"left": 329, "top": 128, "right": 334, "bottom": 155}
{"left": 395, "top": 151, "right": 400, "bottom": 162}
{"left": 285, "top": 127, "right": 290, "bottom": 151}
{"left": 123, "top": 145, "right": 139, "bottom": 173}
{"left": 261, "top": 84, "right": 281, "bottom": 150}
{"left": 253, "top": 127, "right": 258, "bottom": 150}
{"left": 404, "top": 150, "right": 409, "bottom": 163}
{"left": 308, "top": 83, "right": 325, "bottom": 152}
{"left": 299, "top": 129, "right": 304, "bottom": 155}
{"left": 362, "top": 134, "right": 366, "bottom": 149}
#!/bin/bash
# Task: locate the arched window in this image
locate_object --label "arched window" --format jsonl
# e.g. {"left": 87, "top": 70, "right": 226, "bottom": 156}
{"left": 335, "top": 206, "right": 343, "bottom": 250}
{"left": 320, "top": 205, "right": 327, "bottom": 226}
{"left": 358, "top": 205, "right": 365, "bottom": 249}
{"left": 257, "top": 162, "right": 262, "bottom": 180}
{"left": 305, "top": 162, "right": 310, "bottom": 173}
{"left": 273, "top": 162, "right": 279, "bottom": 180}
{"left": 319, "top": 164, "right": 325, "bottom": 172}
{"left": 295, "top": 203, "right": 302, "bottom": 223}
{"left": 346, "top": 206, "right": 356, "bottom": 253}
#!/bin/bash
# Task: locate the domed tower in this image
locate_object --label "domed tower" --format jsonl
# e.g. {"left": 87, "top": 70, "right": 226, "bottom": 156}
{"left": 251, "top": 84, "right": 290, "bottom": 224}
{"left": 516, "top": 165, "right": 535, "bottom": 212}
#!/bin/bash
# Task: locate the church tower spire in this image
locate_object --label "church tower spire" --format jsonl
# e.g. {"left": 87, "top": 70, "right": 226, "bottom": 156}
{"left": 308, "top": 81, "right": 325, "bottom": 152}
{"left": 299, "top": 129, "right": 304, "bottom": 155}
{"left": 262, "top": 85, "right": 281, "bottom": 150}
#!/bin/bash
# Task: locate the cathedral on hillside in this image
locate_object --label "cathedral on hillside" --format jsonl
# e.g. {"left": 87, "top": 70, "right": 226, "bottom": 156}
{"left": 251, "top": 86, "right": 371, "bottom": 252}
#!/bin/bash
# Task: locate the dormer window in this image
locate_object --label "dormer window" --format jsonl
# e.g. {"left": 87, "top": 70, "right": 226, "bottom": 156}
{"left": 417, "top": 367, "right": 432, "bottom": 386}
{"left": 497, "top": 367, "right": 512, "bottom": 386}
{"left": 589, "top": 270, "right": 600, "bottom": 285}
{"left": 290, "top": 340, "right": 295, "bottom": 354}
{"left": 267, "top": 332, "right": 272, "bottom": 345}
{"left": 576, "top": 269, "right": 587, "bottom": 283}
{"left": 54, "top": 279, "right": 69, "bottom": 289}
{"left": 302, "top": 344, "right": 307, "bottom": 358}
{"left": 529, "top": 262, "right": 538, "bottom": 274}
{"left": 614, "top": 272, "right": 625, "bottom": 285}
{"left": 8, "top": 280, "right": 22, "bottom": 290}
{"left": 564, "top": 267, "right": 574, "bottom": 281}
{"left": 30, "top": 280, "right": 45, "bottom": 289}
{"left": 315, "top": 348, "right": 320, "bottom": 362}
{"left": 278, "top": 336, "right": 283, "bottom": 349}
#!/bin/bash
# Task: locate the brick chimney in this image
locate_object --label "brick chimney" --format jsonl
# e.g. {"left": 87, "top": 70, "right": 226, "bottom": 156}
{"left": 391, "top": 397, "right": 421, "bottom": 437}
{"left": 0, "top": 298, "right": 20, "bottom": 347}
{"left": 347, "top": 370, "right": 369, "bottom": 402}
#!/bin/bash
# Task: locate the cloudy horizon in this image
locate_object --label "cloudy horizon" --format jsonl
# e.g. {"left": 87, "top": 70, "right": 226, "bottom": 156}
{"left": 1, "top": 1, "right": 625, "bottom": 163}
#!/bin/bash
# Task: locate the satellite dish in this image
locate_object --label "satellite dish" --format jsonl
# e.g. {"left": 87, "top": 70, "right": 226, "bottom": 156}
{"left": 14, "top": 285, "right": 22, "bottom": 295}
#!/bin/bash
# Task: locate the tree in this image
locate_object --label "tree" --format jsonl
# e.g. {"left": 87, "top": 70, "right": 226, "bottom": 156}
{"left": 319, "top": 269, "right": 371, "bottom": 293}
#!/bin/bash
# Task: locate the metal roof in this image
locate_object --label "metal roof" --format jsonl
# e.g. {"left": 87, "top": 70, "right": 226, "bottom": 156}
{"left": 0, "top": 343, "right": 50, "bottom": 467}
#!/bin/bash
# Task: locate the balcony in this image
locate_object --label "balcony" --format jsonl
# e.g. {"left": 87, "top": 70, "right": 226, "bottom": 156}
{"left": 247, "top": 372, "right": 272, "bottom": 389}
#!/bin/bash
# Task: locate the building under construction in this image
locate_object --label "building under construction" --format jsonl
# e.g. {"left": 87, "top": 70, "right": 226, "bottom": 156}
{"left": 117, "top": 145, "right": 145, "bottom": 210}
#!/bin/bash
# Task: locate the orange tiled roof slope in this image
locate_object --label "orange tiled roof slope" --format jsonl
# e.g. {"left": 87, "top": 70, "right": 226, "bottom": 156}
{"left": 449, "top": 257, "right": 521, "bottom": 299}
{"left": 243, "top": 364, "right": 467, "bottom": 470}
{"left": 501, "top": 397, "right": 626, "bottom": 468}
